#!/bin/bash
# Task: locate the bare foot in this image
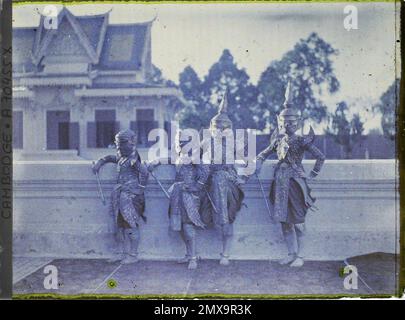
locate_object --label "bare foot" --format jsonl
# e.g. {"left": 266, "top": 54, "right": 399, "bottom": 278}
{"left": 177, "top": 256, "right": 190, "bottom": 264}
{"left": 121, "top": 255, "right": 139, "bottom": 264}
{"left": 290, "top": 257, "right": 304, "bottom": 267}
{"left": 219, "top": 255, "right": 230, "bottom": 266}
{"left": 108, "top": 254, "right": 125, "bottom": 263}
{"left": 188, "top": 258, "right": 197, "bottom": 270}
{"left": 278, "top": 254, "right": 296, "bottom": 265}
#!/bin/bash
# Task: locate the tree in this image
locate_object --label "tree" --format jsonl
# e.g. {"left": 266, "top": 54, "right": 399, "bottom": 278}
{"left": 176, "top": 66, "right": 209, "bottom": 129}
{"left": 179, "top": 66, "right": 203, "bottom": 103}
{"left": 374, "top": 79, "right": 399, "bottom": 140}
{"left": 148, "top": 64, "right": 177, "bottom": 87}
{"left": 325, "top": 101, "right": 364, "bottom": 159}
{"left": 178, "top": 50, "right": 262, "bottom": 130}
{"left": 257, "top": 33, "right": 340, "bottom": 130}
{"left": 202, "top": 49, "right": 262, "bottom": 130}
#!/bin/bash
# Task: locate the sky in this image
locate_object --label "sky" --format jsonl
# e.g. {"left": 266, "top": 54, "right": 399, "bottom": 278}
{"left": 13, "top": 2, "right": 400, "bottom": 132}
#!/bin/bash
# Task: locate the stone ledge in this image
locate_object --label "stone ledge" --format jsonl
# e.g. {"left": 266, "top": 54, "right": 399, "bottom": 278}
{"left": 13, "top": 160, "right": 399, "bottom": 260}
{"left": 13, "top": 159, "right": 397, "bottom": 180}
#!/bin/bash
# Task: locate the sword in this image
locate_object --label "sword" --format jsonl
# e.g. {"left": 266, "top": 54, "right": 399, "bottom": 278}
{"left": 92, "top": 161, "right": 106, "bottom": 205}
{"left": 203, "top": 185, "right": 218, "bottom": 215}
{"left": 255, "top": 173, "right": 273, "bottom": 220}
{"left": 150, "top": 171, "right": 170, "bottom": 199}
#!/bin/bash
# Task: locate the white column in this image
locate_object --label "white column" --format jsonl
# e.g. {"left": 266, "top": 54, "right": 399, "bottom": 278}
{"left": 116, "top": 98, "right": 133, "bottom": 131}
{"left": 157, "top": 99, "right": 165, "bottom": 128}
{"left": 23, "top": 102, "right": 46, "bottom": 153}
{"left": 70, "top": 103, "right": 88, "bottom": 154}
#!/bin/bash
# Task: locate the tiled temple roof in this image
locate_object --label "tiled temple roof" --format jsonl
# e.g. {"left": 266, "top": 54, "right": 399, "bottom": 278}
{"left": 76, "top": 14, "right": 109, "bottom": 58}
{"left": 13, "top": 7, "right": 152, "bottom": 73}
{"left": 13, "top": 28, "right": 36, "bottom": 73}
{"left": 11, "top": 8, "right": 187, "bottom": 106}
{"left": 98, "top": 24, "right": 149, "bottom": 71}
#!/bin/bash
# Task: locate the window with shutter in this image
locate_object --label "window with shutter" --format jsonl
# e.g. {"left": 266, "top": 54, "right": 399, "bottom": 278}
{"left": 46, "top": 111, "right": 70, "bottom": 150}
{"left": 87, "top": 122, "right": 97, "bottom": 148}
{"left": 69, "top": 122, "right": 79, "bottom": 150}
{"left": 94, "top": 110, "right": 116, "bottom": 148}
{"left": 13, "top": 111, "right": 23, "bottom": 149}
{"left": 136, "top": 109, "right": 155, "bottom": 147}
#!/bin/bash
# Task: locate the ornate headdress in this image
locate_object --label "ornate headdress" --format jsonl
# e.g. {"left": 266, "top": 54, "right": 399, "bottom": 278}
{"left": 210, "top": 89, "right": 233, "bottom": 130}
{"left": 174, "top": 129, "right": 196, "bottom": 155}
{"left": 174, "top": 129, "right": 185, "bottom": 154}
{"left": 278, "top": 81, "right": 300, "bottom": 122}
{"left": 115, "top": 129, "right": 137, "bottom": 145}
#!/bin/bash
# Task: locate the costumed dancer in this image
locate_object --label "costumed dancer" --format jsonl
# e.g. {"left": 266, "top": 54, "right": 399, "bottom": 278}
{"left": 148, "top": 130, "right": 210, "bottom": 269}
{"left": 92, "top": 129, "right": 149, "bottom": 264}
{"left": 200, "top": 91, "right": 246, "bottom": 266}
{"left": 255, "top": 81, "right": 325, "bottom": 267}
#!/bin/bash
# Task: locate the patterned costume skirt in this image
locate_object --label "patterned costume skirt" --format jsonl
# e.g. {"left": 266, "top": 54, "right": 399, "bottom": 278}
{"left": 201, "top": 170, "right": 244, "bottom": 234}
{"left": 269, "top": 176, "right": 315, "bottom": 224}
{"left": 167, "top": 182, "right": 206, "bottom": 231}
{"left": 110, "top": 185, "right": 145, "bottom": 229}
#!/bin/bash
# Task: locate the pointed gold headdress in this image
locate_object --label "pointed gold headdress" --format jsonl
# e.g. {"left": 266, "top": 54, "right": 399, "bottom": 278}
{"left": 278, "top": 81, "right": 300, "bottom": 121}
{"left": 210, "top": 89, "right": 233, "bottom": 130}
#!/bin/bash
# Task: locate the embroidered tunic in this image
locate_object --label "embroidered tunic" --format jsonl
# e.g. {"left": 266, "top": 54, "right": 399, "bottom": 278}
{"left": 167, "top": 161, "right": 210, "bottom": 231}
{"left": 257, "top": 131, "right": 325, "bottom": 223}
{"left": 200, "top": 138, "right": 245, "bottom": 229}
{"left": 100, "top": 151, "right": 149, "bottom": 228}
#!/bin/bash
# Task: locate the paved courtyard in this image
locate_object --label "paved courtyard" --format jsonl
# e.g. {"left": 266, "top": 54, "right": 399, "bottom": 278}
{"left": 13, "top": 253, "right": 398, "bottom": 298}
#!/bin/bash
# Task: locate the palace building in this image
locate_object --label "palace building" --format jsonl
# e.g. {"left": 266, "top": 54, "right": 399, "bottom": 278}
{"left": 13, "top": 7, "right": 184, "bottom": 160}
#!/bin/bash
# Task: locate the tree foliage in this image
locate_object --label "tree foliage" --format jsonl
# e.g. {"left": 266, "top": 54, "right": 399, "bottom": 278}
{"left": 325, "top": 101, "right": 364, "bottom": 159}
{"left": 176, "top": 66, "right": 208, "bottom": 129}
{"left": 178, "top": 50, "right": 261, "bottom": 130}
{"left": 257, "top": 32, "right": 340, "bottom": 130}
{"left": 374, "top": 79, "right": 400, "bottom": 140}
{"left": 177, "top": 34, "right": 340, "bottom": 132}
{"left": 148, "top": 64, "right": 177, "bottom": 87}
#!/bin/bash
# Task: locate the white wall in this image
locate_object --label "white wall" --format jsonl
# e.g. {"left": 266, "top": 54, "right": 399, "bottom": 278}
{"left": 13, "top": 160, "right": 399, "bottom": 261}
